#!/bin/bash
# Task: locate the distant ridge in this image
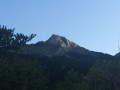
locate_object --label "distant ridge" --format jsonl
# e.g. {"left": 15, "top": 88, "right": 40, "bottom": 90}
{"left": 115, "top": 52, "right": 120, "bottom": 57}
{"left": 21, "top": 34, "right": 112, "bottom": 58}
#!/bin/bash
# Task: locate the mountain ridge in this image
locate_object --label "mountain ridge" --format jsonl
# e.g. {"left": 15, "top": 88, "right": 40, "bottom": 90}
{"left": 21, "top": 34, "right": 112, "bottom": 57}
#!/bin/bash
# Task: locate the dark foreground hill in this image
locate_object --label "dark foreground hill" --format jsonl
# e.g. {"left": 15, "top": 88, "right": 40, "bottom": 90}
{"left": 0, "top": 51, "right": 117, "bottom": 90}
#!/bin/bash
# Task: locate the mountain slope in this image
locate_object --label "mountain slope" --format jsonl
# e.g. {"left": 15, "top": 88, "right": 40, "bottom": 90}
{"left": 21, "top": 34, "right": 112, "bottom": 57}
{"left": 115, "top": 52, "right": 120, "bottom": 57}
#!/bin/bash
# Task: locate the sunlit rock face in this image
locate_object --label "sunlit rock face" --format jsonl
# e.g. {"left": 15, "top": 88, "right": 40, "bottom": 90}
{"left": 47, "top": 34, "right": 78, "bottom": 48}
{"left": 21, "top": 34, "right": 97, "bottom": 56}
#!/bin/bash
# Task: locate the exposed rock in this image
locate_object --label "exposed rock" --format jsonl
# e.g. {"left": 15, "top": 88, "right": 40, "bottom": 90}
{"left": 47, "top": 34, "right": 78, "bottom": 47}
{"left": 21, "top": 34, "right": 109, "bottom": 57}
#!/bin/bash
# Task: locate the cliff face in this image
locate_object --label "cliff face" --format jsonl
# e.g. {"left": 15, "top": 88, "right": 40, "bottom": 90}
{"left": 47, "top": 34, "right": 78, "bottom": 47}
{"left": 21, "top": 34, "right": 108, "bottom": 57}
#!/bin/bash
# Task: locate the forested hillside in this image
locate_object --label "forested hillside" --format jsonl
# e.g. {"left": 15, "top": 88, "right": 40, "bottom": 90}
{"left": 0, "top": 25, "right": 120, "bottom": 90}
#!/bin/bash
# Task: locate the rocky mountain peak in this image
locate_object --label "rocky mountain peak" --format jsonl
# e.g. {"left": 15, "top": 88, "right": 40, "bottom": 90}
{"left": 47, "top": 34, "right": 62, "bottom": 43}
{"left": 47, "top": 34, "right": 78, "bottom": 47}
{"left": 22, "top": 34, "right": 94, "bottom": 56}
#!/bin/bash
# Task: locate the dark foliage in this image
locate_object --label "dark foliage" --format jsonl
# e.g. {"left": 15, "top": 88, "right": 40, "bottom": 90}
{"left": 88, "top": 60, "right": 120, "bottom": 90}
{"left": 0, "top": 57, "right": 49, "bottom": 90}
{"left": 0, "top": 25, "right": 36, "bottom": 51}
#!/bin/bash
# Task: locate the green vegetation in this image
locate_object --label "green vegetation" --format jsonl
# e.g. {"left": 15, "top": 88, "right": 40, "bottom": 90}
{"left": 88, "top": 60, "right": 120, "bottom": 90}
{"left": 56, "top": 69, "right": 88, "bottom": 90}
{"left": 0, "top": 25, "right": 36, "bottom": 51}
{"left": 0, "top": 25, "right": 120, "bottom": 90}
{"left": 0, "top": 59, "right": 49, "bottom": 90}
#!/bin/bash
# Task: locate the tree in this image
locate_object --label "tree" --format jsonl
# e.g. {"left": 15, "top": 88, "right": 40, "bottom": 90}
{"left": 56, "top": 69, "right": 88, "bottom": 90}
{"left": 0, "top": 58, "right": 49, "bottom": 90}
{"left": 88, "top": 60, "right": 120, "bottom": 90}
{"left": 0, "top": 25, "right": 36, "bottom": 51}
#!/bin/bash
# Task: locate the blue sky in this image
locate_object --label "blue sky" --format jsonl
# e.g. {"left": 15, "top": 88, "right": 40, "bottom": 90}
{"left": 0, "top": 0, "right": 120, "bottom": 55}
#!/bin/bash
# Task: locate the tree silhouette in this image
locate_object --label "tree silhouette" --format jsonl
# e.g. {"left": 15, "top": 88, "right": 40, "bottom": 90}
{"left": 0, "top": 25, "right": 36, "bottom": 51}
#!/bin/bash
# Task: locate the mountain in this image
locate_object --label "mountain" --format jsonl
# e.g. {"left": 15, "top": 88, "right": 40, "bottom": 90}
{"left": 21, "top": 34, "right": 112, "bottom": 58}
{"left": 115, "top": 52, "right": 120, "bottom": 57}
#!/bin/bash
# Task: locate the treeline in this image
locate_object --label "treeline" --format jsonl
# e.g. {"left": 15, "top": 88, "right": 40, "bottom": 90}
{"left": 0, "top": 25, "right": 120, "bottom": 90}
{"left": 0, "top": 52, "right": 96, "bottom": 90}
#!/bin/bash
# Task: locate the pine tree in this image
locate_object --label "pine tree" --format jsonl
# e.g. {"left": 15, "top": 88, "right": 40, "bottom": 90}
{"left": 0, "top": 25, "right": 36, "bottom": 52}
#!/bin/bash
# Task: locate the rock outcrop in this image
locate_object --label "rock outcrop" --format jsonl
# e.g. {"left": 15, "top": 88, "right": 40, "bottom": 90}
{"left": 21, "top": 34, "right": 110, "bottom": 57}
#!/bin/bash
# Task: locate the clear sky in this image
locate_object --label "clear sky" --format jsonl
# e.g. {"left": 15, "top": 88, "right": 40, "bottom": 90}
{"left": 0, "top": 0, "right": 120, "bottom": 55}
